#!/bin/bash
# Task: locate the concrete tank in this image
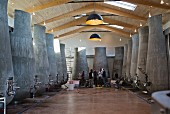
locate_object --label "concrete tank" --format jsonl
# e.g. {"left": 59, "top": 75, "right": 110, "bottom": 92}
{"left": 10, "top": 10, "right": 35, "bottom": 100}
{"left": 0, "top": 0, "right": 14, "bottom": 104}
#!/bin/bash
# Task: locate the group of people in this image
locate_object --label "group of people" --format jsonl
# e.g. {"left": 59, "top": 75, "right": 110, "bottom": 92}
{"left": 78, "top": 68, "right": 109, "bottom": 88}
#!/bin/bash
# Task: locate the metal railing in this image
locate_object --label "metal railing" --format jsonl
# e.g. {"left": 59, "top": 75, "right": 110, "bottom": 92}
{"left": 0, "top": 97, "right": 6, "bottom": 114}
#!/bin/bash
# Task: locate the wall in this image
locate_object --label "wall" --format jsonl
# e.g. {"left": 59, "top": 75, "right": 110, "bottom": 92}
{"left": 60, "top": 32, "right": 128, "bottom": 56}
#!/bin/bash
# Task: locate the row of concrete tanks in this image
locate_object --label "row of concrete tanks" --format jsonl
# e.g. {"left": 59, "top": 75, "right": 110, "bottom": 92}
{"left": 0, "top": 0, "right": 68, "bottom": 104}
{"left": 121, "top": 14, "right": 169, "bottom": 93}
{"left": 71, "top": 14, "right": 169, "bottom": 93}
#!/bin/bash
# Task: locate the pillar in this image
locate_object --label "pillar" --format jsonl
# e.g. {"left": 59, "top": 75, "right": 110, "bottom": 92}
{"left": 146, "top": 14, "right": 169, "bottom": 92}
{"left": 113, "top": 47, "right": 124, "bottom": 78}
{"left": 33, "top": 24, "right": 49, "bottom": 91}
{"left": 72, "top": 48, "right": 89, "bottom": 79}
{"left": 46, "top": 33, "right": 57, "bottom": 82}
{"left": 126, "top": 40, "right": 132, "bottom": 78}
{"left": 10, "top": 10, "right": 35, "bottom": 100}
{"left": 55, "top": 52, "right": 63, "bottom": 82}
{"left": 0, "top": 0, "right": 14, "bottom": 103}
{"left": 130, "top": 34, "right": 139, "bottom": 78}
{"left": 137, "top": 26, "right": 149, "bottom": 82}
{"left": 93, "top": 47, "right": 109, "bottom": 77}
{"left": 60, "top": 44, "right": 67, "bottom": 81}
{"left": 122, "top": 44, "right": 128, "bottom": 77}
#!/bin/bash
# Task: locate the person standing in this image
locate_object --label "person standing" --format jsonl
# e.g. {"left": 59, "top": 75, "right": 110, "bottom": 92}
{"left": 102, "top": 68, "right": 107, "bottom": 87}
{"left": 80, "top": 71, "right": 85, "bottom": 86}
{"left": 98, "top": 68, "right": 103, "bottom": 87}
{"left": 93, "top": 70, "right": 98, "bottom": 87}
{"left": 89, "top": 69, "right": 93, "bottom": 88}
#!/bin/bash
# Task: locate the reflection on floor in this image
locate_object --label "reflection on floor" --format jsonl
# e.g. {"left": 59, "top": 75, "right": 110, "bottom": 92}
{"left": 8, "top": 88, "right": 151, "bottom": 114}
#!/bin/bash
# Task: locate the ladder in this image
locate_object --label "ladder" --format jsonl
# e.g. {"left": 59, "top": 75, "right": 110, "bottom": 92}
{"left": 65, "top": 48, "right": 74, "bottom": 81}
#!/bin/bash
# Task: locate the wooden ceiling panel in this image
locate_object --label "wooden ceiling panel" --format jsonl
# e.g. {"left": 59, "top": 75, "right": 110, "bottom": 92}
{"left": 38, "top": 4, "right": 94, "bottom": 24}
{"left": 7, "top": 0, "right": 170, "bottom": 40}
{"left": 26, "top": 0, "right": 71, "bottom": 13}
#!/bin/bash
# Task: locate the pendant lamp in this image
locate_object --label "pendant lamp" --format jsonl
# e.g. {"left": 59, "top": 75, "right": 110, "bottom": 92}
{"left": 86, "top": 13, "right": 103, "bottom": 25}
{"left": 89, "top": 33, "right": 101, "bottom": 41}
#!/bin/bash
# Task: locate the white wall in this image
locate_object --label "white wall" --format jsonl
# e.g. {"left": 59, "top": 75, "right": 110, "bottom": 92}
{"left": 60, "top": 32, "right": 128, "bottom": 56}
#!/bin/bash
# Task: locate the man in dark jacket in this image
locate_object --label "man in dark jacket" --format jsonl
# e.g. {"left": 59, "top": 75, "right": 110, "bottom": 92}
{"left": 102, "top": 68, "right": 107, "bottom": 87}
{"left": 93, "top": 70, "right": 98, "bottom": 87}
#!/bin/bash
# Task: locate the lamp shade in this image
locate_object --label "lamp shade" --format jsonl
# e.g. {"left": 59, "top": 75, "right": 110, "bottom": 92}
{"left": 89, "top": 33, "right": 101, "bottom": 41}
{"left": 86, "top": 14, "right": 103, "bottom": 25}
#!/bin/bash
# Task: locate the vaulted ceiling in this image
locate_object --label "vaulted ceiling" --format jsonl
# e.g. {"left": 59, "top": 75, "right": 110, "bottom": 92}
{"left": 8, "top": 0, "right": 170, "bottom": 40}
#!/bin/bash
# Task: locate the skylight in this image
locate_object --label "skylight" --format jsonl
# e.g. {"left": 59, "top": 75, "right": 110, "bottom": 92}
{"left": 104, "top": 1, "right": 137, "bottom": 11}
{"left": 74, "top": 14, "right": 86, "bottom": 19}
{"left": 109, "top": 25, "right": 124, "bottom": 29}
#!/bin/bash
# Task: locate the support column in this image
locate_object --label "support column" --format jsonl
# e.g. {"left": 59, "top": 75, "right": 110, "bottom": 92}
{"left": 60, "top": 44, "right": 67, "bottom": 81}
{"left": 146, "top": 14, "right": 169, "bottom": 92}
{"left": 0, "top": 0, "right": 14, "bottom": 103}
{"left": 55, "top": 52, "right": 63, "bottom": 82}
{"left": 93, "top": 47, "right": 109, "bottom": 77}
{"left": 130, "top": 34, "right": 139, "bottom": 78}
{"left": 34, "top": 24, "right": 49, "bottom": 91}
{"left": 10, "top": 10, "right": 35, "bottom": 100}
{"left": 72, "top": 48, "right": 89, "bottom": 80}
{"left": 126, "top": 40, "right": 132, "bottom": 78}
{"left": 137, "top": 26, "right": 149, "bottom": 82}
{"left": 46, "top": 33, "right": 57, "bottom": 82}
{"left": 113, "top": 47, "right": 124, "bottom": 78}
{"left": 122, "top": 44, "right": 128, "bottom": 77}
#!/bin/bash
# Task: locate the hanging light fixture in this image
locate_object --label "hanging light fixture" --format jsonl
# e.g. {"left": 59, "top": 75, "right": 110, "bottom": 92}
{"left": 43, "top": 21, "right": 46, "bottom": 26}
{"left": 134, "top": 29, "right": 137, "bottom": 32}
{"left": 149, "top": 12, "right": 151, "bottom": 18}
{"left": 86, "top": 2, "right": 104, "bottom": 25}
{"left": 160, "top": 0, "right": 164, "bottom": 4}
{"left": 140, "top": 22, "right": 142, "bottom": 27}
{"left": 130, "top": 33, "right": 132, "bottom": 37}
{"left": 148, "top": 6, "right": 152, "bottom": 18}
{"left": 32, "top": 5, "right": 35, "bottom": 16}
{"left": 89, "top": 33, "right": 101, "bottom": 41}
{"left": 86, "top": 14, "right": 103, "bottom": 25}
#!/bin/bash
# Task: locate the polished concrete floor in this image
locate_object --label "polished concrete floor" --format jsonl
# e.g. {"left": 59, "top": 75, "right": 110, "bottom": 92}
{"left": 21, "top": 88, "right": 151, "bottom": 114}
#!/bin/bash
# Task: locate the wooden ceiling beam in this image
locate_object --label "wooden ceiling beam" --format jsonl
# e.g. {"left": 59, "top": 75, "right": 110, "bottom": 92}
{"left": 95, "top": 4, "right": 147, "bottom": 21}
{"left": 47, "top": 16, "right": 137, "bottom": 33}
{"left": 39, "top": 4, "right": 94, "bottom": 24}
{"left": 55, "top": 26, "right": 131, "bottom": 39}
{"left": 103, "top": 17, "right": 137, "bottom": 29}
{"left": 26, "top": 0, "right": 71, "bottom": 13}
{"left": 123, "top": 0, "right": 170, "bottom": 9}
{"left": 55, "top": 26, "right": 94, "bottom": 38}
{"left": 98, "top": 25, "right": 131, "bottom": 38}
{"left": 47, "top": 17, "right": 87, "bottom": 33}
